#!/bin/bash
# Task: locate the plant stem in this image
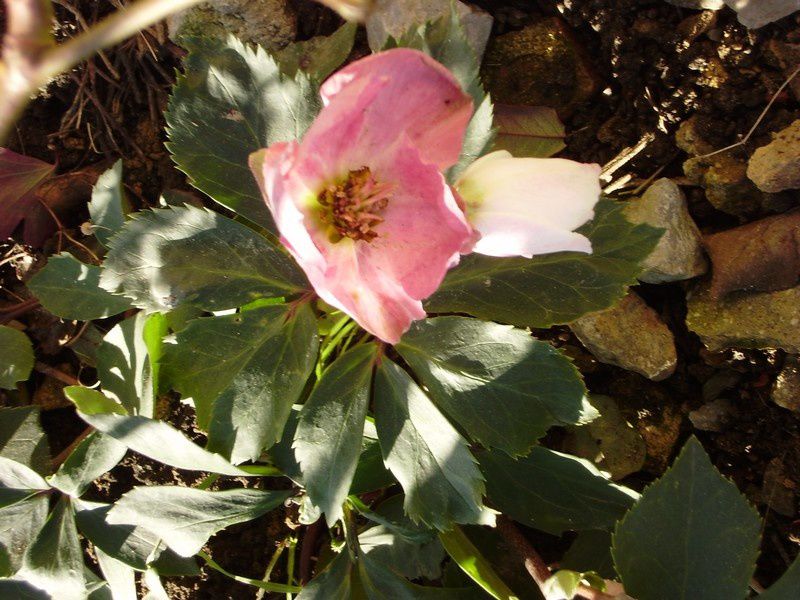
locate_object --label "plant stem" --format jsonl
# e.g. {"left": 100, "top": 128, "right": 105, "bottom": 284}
{"left": 496, "top": 516, "right": 617, "bottom": 600}
{"left": 256, "top": 539, "right": 288, "bottom": 600}
{"left": 197, "top": 550, "right": 303, "bottom": 594}
{"left": 285, "top": 536, "right": 298, "bottom": 599}
{"left": 195, "top": 473, "right": 219, "bottom": 490}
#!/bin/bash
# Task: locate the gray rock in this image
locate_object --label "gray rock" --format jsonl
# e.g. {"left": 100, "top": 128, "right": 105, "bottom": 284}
{"left": 747, "top": 119, "right": 800, "bottom": 193}
{"left": 723, "top": 0, "right": 799, "bottom": 29}
{"left": 570, "top": 292, "right": 678, "bottom": 381}
{"left": 168, "top": 0, "right": 296, "bottom": 51}
{"left": 665, "top": 0, "right": 725, "bottom": 8}
{"left": 689, "top": 398, "right": 735, "bottom": 432}
{"left": 686, "top": 284, "right": 800, "bottom": 353}
{"left": 772, "top": 355, "right": 800, "bottom": 412}
{"left": 624, "top": 178, "right": 708, "bottom": 283}
{"left": 366, "top": 0, "right": 493, "bottom": 59}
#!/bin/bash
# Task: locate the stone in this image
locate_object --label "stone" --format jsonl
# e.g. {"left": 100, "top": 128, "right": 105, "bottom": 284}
{"left": 624, "top": 178, "right": 708, "bottom": 283}
{"left": 481, "top": 18, "right": 599, "bottom": 117}
{"left": 366, "top": 0, "right": 493, "bottom": 59}
{"left": 747, "top": 119, "right": 800, "bottom": 193}
{"left": 570, "top": 292, "right": 678, "bottom": 381}
{"left": 168, "top": 0, "right": 296, "bottom": 51}
{"left": 683, "top": 151, "right": 764, "bottom": 218}
{"left": 688, "top": 398, "right": 735, "bottom": 432}
{"left": 772, "top": 355, "right": 800, "bottom": 412}
{"left": 723, "top": 0, "right": 799, "bottom": 30}
{"left": 582, "top": 395, "right": 647, "bottom": 481}
{"left": 665, "top": 0, "right": 725, "bottom": 8}
{"left": 766, "top": 40, "right": 800, "bottom": 100}
{"left": 676, "top": 115, "right": 717, "bottom": 156}
{"left": 686, "top": 283, "right": 800, "bottom": 353}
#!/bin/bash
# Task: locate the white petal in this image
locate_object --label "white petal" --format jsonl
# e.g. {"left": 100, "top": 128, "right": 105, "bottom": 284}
{"left": 456, "top": 151, "right": 601, "bottom": 258}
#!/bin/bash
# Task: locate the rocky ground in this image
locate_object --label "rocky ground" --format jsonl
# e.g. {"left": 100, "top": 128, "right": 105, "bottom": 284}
{"left": 2, "top": 0, "right": 799, "bottom": 598}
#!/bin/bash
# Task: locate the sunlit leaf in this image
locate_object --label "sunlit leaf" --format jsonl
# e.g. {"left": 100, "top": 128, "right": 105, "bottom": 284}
{"left": 48, "top": 432, "right": 126, "bottom": 498}
{"left": 107, "top": 487, "right": 291, "bottom": 557}
{"left": 398, "top": 317, "right": 592, "bottom": 456}
{"left": 295, "top": 344, "right": 377, "bottom": 525}
{"left": 166, "top": 36, "right": 321, "bottom": 229}
{"left": 101, "top": 205, "right": 306, "bottom": 314}
{"left": 162, "top": 302, "right": 318, "bottom": 462}
{"left": 88, "top": 160, "right": 129, "bottom": 248}
{"left": 28, "top": 253, "right": 131, "bottom": 321}
{"left": 373, "top": 359, "right": 488, "bottom": 530}
{"left": 0, "top": 326, "right": 34, "bottom": 390}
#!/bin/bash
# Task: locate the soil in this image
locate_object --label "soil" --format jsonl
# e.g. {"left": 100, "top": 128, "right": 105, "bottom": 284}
{"left": 2, "top": 0, "right": 799, "bottom": 598}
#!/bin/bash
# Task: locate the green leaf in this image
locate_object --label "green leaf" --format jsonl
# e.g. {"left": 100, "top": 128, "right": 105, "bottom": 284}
{"left": 0, "top": 457, "right": 48, "bottom": 509}
{"left": 760, "top": 555, "right": 800, "bottom": 600}
{"left": 0, "top": 407, "right": 50, "bottom": 476}
{"left": 76, "top": 412, "right": 250, "bottom": 476}
{"left": 166, "top": 35, "right": 321, "bottom": 229}
{"left": 28, "top": 253, "right": 131, "bottom": 321}
{"left": 295, "top": 344, "right": 377, "bottom": 525}
{"left": 398, "top": 317, "right": 592, "bottom": 456}
{"left": 561, "top": 530, "right": 615, "bottom": 580}
{"left": 101, "top": 205, "right": 306, "bottom": 313}
{"left": 64, "top": 387, "right": 127, "bottom": 416}
{"left": 478, "top": 447, "right": 637, "bottom": 535}
{"left": 276, "top": 22, "right": 357, "bottom": 80}
{"left": 19, "top": 497, "right": 85, "bottom": 600}
{"left": 449, "top": 94, "right": 495, "bottom": 181}
{"left": 492, "top": 104, "right": 566, "bottom": 158}
{"left": 0, "top": 326, "right": 34, "bottom": 389}
{"left": 374, "top": 359, "right": 488, "bottom": 530}
{"left": 74, "top": 500, "right": 199, "bottom": 575}
{"left": 95, "top": 312, "right": 163, "bottom": 417}
{"left": 0, "top": 578, "right": 51, "bottom": 599}
{"left": 297, "top": 550, "right": 355, "bottom": 600}
{"left": 612, "top": 436, "right": 761, "bottom": 600}
{"left": 427, "top": 200, "right": 662, "bottom": 328}
{"left": 162, "top": 302, "right": 318, "bottom": 462}
{"left": 0, "top": 494, "right": 49, "bottom": 577}
{"left": 88, "top": 160, "right": 129, "bottom": 248}
{"left": 358, "top": 552, "right": 481, "bottom": 599}
{"left": 48, "top": 432, "right": 126, "bottom": 498}
{"left": 106, "top": 486, "right": 291, "bottom": 556}
{"left": 95, "top": 547, "right": 136, "bottom": 600}
{"left": 439, "top": 526, "right": 519, "bottom": 600}
{"left": 358, "top": 496, "right": 445, "bottom": 580}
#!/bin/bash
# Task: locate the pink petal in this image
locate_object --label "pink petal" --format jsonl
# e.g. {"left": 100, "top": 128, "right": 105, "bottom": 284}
{"left": 317, "top": 48, "right": 473, "bottom": 170}
{"left": 456, "top": 151, "right": 601, "bottom": 258}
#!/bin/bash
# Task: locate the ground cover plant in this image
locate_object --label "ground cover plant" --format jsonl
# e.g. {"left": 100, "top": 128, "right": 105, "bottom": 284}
{"left": 1, "top": 1, "right": 799, "bottom": 599}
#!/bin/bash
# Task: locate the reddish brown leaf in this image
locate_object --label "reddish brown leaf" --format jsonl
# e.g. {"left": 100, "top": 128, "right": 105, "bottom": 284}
{"left": 0, "top": 148, "right": 55, "bottom": 244}
{"left": 704, "top": 210, "right": 800, "bottom": 299}
{"left": 493, "top": 104, "right": 566, "bottom": 158}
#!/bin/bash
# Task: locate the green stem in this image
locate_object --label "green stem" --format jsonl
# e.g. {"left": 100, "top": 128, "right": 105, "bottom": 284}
{"left": 197, "top": 550, "right": 302, "bottom": 594}
{"left": 341, "top": 502, "right": 361, "bottom": 562}
{"left": 255, "top": 539, "right": 288, "bottom": 600}
{"left": 285, "top": 536, "right": 298, "bottom": 599}
{"left": 237, "top": 464, "right": 284, "bottom": 477}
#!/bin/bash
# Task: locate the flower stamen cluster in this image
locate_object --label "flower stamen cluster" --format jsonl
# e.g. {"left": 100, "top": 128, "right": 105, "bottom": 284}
{"left": 317, "top": 167, "right": 392, "bottom": 243}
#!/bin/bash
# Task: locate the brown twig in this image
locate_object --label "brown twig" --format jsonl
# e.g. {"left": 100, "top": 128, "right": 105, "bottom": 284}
{"left": 298, "top": 520, "right": 324, "bottom": 584}
{"left": 496, "top": 516, "right": 617, "bottom": 600}
{"left": 51, "top": 425, "right": 93, "bottom": 468}
{"left": 34, "top": 361, "right": 80, "bottom": 386}
{"left": 0, "top": 298, "right": 41, "bottom": 325}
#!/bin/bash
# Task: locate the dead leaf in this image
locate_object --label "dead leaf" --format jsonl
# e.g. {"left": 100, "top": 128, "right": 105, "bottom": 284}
{"left": 704, "top": 210, "right": 800, "bottom": 299}
{"left": 493, "top": 104, "right": 566, "bottom": 158}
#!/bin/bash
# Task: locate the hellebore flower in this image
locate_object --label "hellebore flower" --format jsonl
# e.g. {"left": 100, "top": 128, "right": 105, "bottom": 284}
{"left": 250, "top": 49, "right": 474, "bottom": 343}
{"left": 455, "top": 150, "right": 602, "bottom": 259}
{"left": 251, "top": 49, "right": 602, "bottom": 344}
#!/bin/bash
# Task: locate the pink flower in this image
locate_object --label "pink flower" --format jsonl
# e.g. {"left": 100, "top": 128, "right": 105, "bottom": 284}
{"left": 250, "top": 49, "right": 474, "bottom": 343}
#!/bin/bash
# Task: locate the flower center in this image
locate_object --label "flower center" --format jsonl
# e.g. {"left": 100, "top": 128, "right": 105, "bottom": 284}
{"left": 317, "top": 167, "right": 392, "bottom": 243}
